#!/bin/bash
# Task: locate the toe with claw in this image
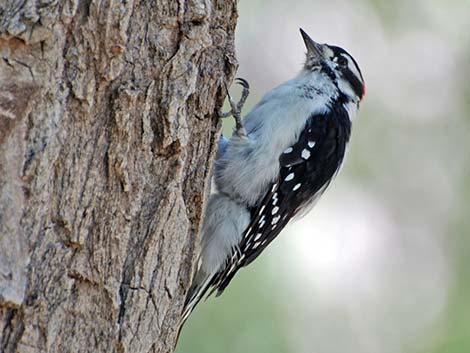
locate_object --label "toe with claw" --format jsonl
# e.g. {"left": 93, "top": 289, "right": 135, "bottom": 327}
{"left": 219, "top": 78, "right": 250, "bottom": 137}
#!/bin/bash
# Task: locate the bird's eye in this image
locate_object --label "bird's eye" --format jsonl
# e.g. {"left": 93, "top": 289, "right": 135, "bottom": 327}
{"left": 336, "top": 56, "right": 348, "bottom": 67}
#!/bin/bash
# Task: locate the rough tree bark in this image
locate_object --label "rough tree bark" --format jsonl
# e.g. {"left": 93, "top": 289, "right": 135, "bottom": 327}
{"left": 0, "top": 1, "right": 238, "bottom": 352}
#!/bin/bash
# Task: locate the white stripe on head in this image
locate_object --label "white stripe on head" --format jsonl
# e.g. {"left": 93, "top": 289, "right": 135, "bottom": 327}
{"left": 341, "top": 53, "right": 363, "bottom": 83}
{"left": 337, "top": 77, "right": 357, "bottom": 99}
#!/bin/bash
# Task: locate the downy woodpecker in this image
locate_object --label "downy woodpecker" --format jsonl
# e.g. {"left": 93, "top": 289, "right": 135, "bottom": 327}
{"left": 182, "top": 28, "right": 365, "bottom": 322}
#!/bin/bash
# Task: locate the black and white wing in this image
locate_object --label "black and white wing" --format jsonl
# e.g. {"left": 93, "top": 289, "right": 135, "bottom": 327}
{"left": 211, "top": 108, "right": 352, "bottom": 294}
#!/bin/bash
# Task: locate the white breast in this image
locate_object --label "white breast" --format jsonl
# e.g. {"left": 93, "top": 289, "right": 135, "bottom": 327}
{"left": 215, "top": 72, "right": 337, "bottom": 206}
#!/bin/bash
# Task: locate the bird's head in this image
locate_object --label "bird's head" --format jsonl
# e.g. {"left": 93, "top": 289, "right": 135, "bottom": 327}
{"left": 300, "top": 28, "right": 365, "bottom": 104}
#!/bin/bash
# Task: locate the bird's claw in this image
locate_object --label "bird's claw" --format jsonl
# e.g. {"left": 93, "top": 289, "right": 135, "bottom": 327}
{"left": 219, "top": 78, "right": 250, "bottom": 137}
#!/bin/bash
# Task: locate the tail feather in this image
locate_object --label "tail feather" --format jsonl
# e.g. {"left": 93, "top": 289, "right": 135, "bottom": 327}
{"left": 180, "top": 273, "right": 215, "bottom": 328}
{"left": 177, "top": 274, "right": 215, "bottom": 343}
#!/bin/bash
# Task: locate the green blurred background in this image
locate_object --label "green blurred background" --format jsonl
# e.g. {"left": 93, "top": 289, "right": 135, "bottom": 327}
{"left": 177, "top": 0, "right": 470, "bottom": 352}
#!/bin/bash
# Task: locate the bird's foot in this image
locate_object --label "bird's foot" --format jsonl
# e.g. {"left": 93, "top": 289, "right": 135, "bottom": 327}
{"left": 219, "top": 78, "right": 250, "bottom": 137}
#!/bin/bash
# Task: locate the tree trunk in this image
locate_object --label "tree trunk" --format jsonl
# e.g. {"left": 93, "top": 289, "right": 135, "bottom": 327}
{"left": 0, "top": 1, "right": 237, "bottom": 352}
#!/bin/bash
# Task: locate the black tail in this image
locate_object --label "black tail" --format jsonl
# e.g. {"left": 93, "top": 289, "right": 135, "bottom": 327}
{"left": 177, "top": 273, "right": 216, "bottom": 342}
{"left": 181, "top": 275, "right": 214, "bottom": 323}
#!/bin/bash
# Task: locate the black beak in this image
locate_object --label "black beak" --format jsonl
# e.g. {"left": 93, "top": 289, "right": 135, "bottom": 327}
{"left": 299, "top": 28, "right": 323, "bottom": 57}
